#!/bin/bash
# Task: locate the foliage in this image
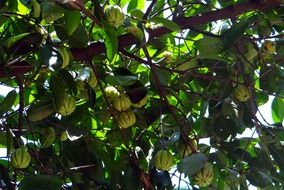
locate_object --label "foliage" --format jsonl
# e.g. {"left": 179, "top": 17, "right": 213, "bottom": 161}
{"left": 0, "top": 0, "right": 284, "bottom": 189}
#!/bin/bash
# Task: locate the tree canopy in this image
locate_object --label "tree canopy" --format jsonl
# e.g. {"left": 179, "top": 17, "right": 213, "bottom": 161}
{"left": 0, "top": 0, "right": 284, "bottom": 189}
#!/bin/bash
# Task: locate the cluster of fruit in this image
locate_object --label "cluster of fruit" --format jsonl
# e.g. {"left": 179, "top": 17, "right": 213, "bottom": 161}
{"left": 104, "top": 86, "right": 147, "bottom": 128}
{"left": 153, "top": 139, "right": 214, "bottom": 187}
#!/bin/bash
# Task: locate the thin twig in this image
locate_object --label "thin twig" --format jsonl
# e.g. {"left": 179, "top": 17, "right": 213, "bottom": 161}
{"left": 16, "top": 77, "right": 24, "bottom": 138}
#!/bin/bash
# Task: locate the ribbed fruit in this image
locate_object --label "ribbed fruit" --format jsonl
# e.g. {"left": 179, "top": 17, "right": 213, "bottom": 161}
{"left": 104, "top": 5, "right": 125, "bottom": 28}
{"left": 234, "top": 85, "right": 251, "bottom": 102}
{"left": 57, "top": 96, "right": 76, "bottom": 116}
{"left": 113, "top": 95, "right": 131, "bottom": 111}
{"left": 178, "top": 140, "right": 198, "bottom": 157}
{"left": 117, "top": 110, "right": 136, "bottom": 128}
{"left": 11, "top": 147, "right": 31, "bottom": 169}
{"left": 104, "top": 86, "right": 120, "bottom": 102}
{"left": 154, "top": 150, "right": 174, "bottom": 171}
{"left": 132, "top": 95, "right": 147, "bottom": 108}
{"left": 193, "top": 163, "right": 214, "bottom": 187}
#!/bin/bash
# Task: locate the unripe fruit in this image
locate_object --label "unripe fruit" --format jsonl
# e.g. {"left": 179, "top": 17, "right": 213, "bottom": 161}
{"left": 233, "top": 85, "right": 251, "bottom": 102}
{"left": 57, "top": 96, "right": 76, "bottom": 116}
{"left": 104, "top": 86, "right": 120, "bottom": 102}
{"left": 154, "top": 150, "right": 174, "bottom": 171}
{"left": 261, "top": 40, "right": 276, "bottom": 55}
{"left": 117, "top": 110, "right": 136, "bottom": 128}
{"left": 132, "top": 95, "right": 147, "bottom": 108}
{"left": 193, "top": 163, "right": 214, "bottom": 187}
{"left": 178, "top": 140, "right": 198, "bottom": 157}
{"left": 60, "top": 131, "right": 68, "bottom": 141}
{"left": 163, "top": 51, "right": 174, "bottom": 63}
{"left": 104, "top": 5, "right": 125, "bottom": 28}
{"left": 113, "top": 95, "right": 131, "bottom": 111}
{"left": 40, "top": 127, "right": 56, "bottom": 148}
{"left": 11, "top": 147, "right": 31, "bottom": 169}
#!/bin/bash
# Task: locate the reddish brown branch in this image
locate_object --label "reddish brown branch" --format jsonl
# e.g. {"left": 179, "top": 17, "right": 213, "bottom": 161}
{"left": 71, "top": 0, "right": 281, "bottom": 61}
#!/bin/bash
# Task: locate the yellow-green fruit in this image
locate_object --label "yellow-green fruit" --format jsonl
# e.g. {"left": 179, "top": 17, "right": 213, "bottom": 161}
{"left": 60, "top": 131, "right": 68, "bottom": 141}
{"left": 132, "top": 95, "right": 147, "bottom": 108}
{"left": 57, "top": 96, "right": 76, "bottom": 116}
{"left": 104, "top": 86, "right": 120, "bottom": 102}
{"left": 104, "top": 5, "right": 125, "bottom": 28}
{"left": 117, "top": 110, "right": 136, "bottom": 128}
{"left": 163, "top": 51, "right": 174, "bottom": 63}
{"left": 113, "top": 95, "right": 132, "bottom": 111}
{"left": 261, "top": 40, "right": 276, "bottom": 55}
{"left": 41, "top": 127, "right": 56, "bottom": 148}
{"left": 234, "top": 85, "right": 251, "bottom": 102}
{"left": 193, "top": 163, "right": 214, "bottom": 187}
{"left": 178, "top": 140, "right": 198, "bottom": 157}
{"left": 11, "top": 147, "right": 31, "bottom": 169}
{"left": 154, "top": 150, "right": 174, "bottom": 171}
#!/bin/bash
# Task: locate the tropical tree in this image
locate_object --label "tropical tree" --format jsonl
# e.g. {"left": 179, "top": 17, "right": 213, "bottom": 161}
{"left": 0, "top": 0, "right": 284, "bottom": 189}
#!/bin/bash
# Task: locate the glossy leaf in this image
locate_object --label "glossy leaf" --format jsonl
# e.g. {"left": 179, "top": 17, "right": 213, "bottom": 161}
{"left": 177, "top": 152, "right": 207, "bottom": 176}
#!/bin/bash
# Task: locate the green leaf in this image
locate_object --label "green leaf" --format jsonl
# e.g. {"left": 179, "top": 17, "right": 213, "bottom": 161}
{"left": 175, "top": 58, "right": 198, "bottom": 71}
{"left": 149, "top": 17, "right": 181, "bottom": 32}
{"left": 256, "top": 91, "right": 269, "bottom": 106}
{"left": 68, "top": 23, "right": 89, "bottom": 48}
{"left": 41, "top": 1, "right": 64, "bottom": 22}
{"left": 222, "top": 20, "right": 250, "bottom": 50}
{"left": 106, "top": 75, "right": 138, "bottom": 86}
{"left": 127, "top": 0, "right": 144, "bottom": 13}
{"left": 19, "top": 175, "right": 64, "bottom": 190}
{"left": 177, "top": 152, "right": 207, "bottom": 176}
{"left": 0, "top": 90, "right": 17, "bottom": 116}
{"left": 64, "top": 10, "right": 81, "bottom": 36}
{"left": 130, "top": 9, "right": 144, "bottom": 20}
{"left": 196, "top": 36, "right": 224, "bottom": 54}
{"left": 271, "top": 97, "right": 284, "bottom": 123}
{"left": 103, "top": 24, "right": 118, "bottom": 61}
{"left": 27, "top": 99, "right": 54, "bottom": 121}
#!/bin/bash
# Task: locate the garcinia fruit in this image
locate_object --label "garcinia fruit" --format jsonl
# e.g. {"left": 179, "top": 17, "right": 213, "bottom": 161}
{"left": 104, "top": 86, "right": 120, "bottom": 102}
{"left": 104, "top": 5, "right": 125, "bottom": 28}
{"left": 40, "top": 127, "right": 56, "bottom": 148}
{"left": 178, "top": 139, "right": 198, "bottom": 157}
{"left": 11, "top": 147, "right": 31, "bottom": 169}
{"left": 117, "top": 110, "right": 136, "bottom": 128}
{"left": 113, "top": 95, "right": 132, "bottom": 111}
{"left": 132, "top": 95, "right": 147, "bottom": 108}
{"left": 59, "top": 131, "right": 68, "bottom": 141}
{"left": 56, "top": 96, "right": 76, "bottom": 116}
{"left": 261, "top": 40, "right": 276, "bottom": 56}
{"left": 154, "top": 149, "right": 174, "bottom": 171}
{"left": 233, "top": 85, "right": 251, "bottom": 102}
{"left": 193, "top": 163, "right": 214, "bottom": 187}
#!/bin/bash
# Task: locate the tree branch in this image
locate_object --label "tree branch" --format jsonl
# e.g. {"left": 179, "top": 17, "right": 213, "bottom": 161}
{"left": 71, "top": 0, "right": 281, "bottom": 61}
